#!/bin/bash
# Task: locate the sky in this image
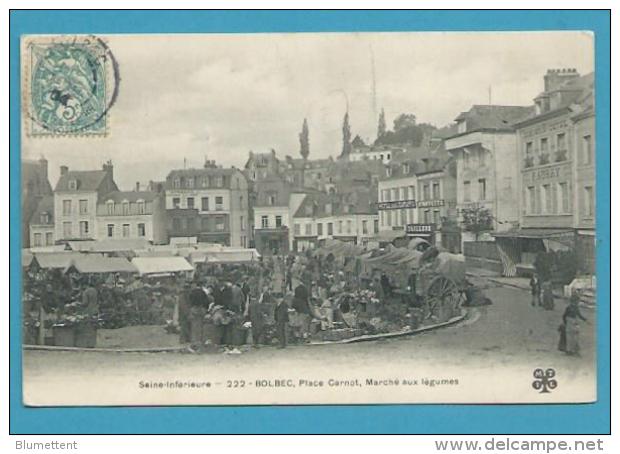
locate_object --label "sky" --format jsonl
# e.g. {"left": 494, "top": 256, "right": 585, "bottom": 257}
{"left": 22, "top": 31, "right": 594, "bottom": 190}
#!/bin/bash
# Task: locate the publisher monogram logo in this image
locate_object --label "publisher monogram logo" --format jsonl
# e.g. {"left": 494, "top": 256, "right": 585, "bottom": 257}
{"left": 532, "top": 368, "right": 557, "bottom": 393}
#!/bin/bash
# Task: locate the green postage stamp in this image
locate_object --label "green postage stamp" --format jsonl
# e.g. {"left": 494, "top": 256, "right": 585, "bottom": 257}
{"left": 22, "top": 35, "right": 119, "bottom": 137}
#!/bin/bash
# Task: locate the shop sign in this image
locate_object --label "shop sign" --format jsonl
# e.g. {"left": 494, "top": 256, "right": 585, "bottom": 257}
{"left": 417, "top": 199, "right": 445, "bottom": 208}
{"left": 523, "top": 163, "right": 570, "bottom": 184}
{"left": 406, "top": 223, "right": 436, "bottom": 234}
{"left": 377, "top": 199, "right": 416, "bottom": 210}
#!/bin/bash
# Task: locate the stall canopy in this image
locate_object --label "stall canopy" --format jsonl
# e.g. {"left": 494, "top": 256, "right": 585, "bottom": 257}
{"left": 131, "top": 256, "right": 194, "bottom": 276}
{"left": 204, "top": 248, "right": 261, "bottom": 263}
{"left": 371, "top": 230, "right": 407, "bottom": 243}
{"left": 30, "top": 252, "right": 88, "bottom": 270}
{"left": 64, "top": 255, "right": 138, "bottom": 274}
{"left": 67, "top": 238, "right": 150, "bottom": 253}
{"left": 22, "top": 250, "right": 34, "bottom": 268}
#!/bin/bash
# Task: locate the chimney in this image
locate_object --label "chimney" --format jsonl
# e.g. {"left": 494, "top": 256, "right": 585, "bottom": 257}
{"left": 60, "top": 165, "right": 69, "bottom": 176}
{"left": 39, "top": 156, "right": 48, "bottom": 180}
{"left": 543, "top": 68, "right": 580, "bottom": 92}
{"left": 135, "top": 182, "right": 140, "bottom": 192}
{"left": 102, "top": 160, "right": 113, "bottom": 180}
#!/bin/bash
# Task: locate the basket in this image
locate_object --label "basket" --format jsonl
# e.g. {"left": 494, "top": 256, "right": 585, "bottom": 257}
{"left": 53, "top": 325, "right": 75, "bottom": 347}
{"left": 75, "top": 323, "right": 97, "bottom": 348}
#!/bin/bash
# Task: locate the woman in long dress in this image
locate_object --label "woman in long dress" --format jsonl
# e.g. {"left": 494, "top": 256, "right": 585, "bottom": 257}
{"left": 560, "top": 294, "right": 587, "bottom": 355}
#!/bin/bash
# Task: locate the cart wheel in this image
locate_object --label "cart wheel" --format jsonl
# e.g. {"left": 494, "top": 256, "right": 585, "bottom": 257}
{"left": 425, "top": 276, "right": 460, "bottom": 320}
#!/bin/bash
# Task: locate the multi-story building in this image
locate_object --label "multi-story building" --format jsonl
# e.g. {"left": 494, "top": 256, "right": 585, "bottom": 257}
{"left": 22, "top": 157, "right": 53, "bottom": 247}
{"left": 445, "top": 104, "right": 534, "bottom": 244}
{"left": 96, "top": 182, "right": 168, "bottom": 244}
{"left": 243, "top": 149, "right": 282, "bottom": 184}
{"left": 252, "top": 176, "right": 306, "bottom": 255}
{"left": 53, "top": 161, "right": 118, "bottom": 242}
{"left": 164, "top": 161, "right": 249, "bottom": 247}
{"left": 494, "top": 69, "right": 595, "bottom": 276}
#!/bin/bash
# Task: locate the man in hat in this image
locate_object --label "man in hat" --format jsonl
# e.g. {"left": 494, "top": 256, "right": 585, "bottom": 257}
{"left": 274, "top": 296, "right": 290, "bottom": 349}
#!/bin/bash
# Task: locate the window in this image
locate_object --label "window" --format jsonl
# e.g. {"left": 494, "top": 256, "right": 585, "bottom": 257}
{"left": 400, "top": 209, "right": 407, "bottom": 226}
{"left": 187, "top": 177, "right": 195, "bottom": 188}
{"left": 402, "top": 187, "right": 408, "bottom": 200}
{"left": 464, "top": 151, "right": 470, "bottom": 169}
{"left": 583, "top": 135, "right": 593, "bottom": 165}
{"left": 557, "top": 133, "right": 566, "bottom": 150}
{"left": 214, "top": 176, "right": 223, "bottom": 188}
{"left": 261, "top": 215, "right": 268, "bottom": 229}
{"left": 373, "top": 219, "right": 379, "bottom": 233}
{"left": 540, "top": 137, "right": 549, "bottom": 164}
{"left": 409, "top": 208, "right": 415, "bottom": 224}
{"left": 386, "top": 211, "right": 392, "bottom": 227}
{"left": 268, "top": 194, "right": 276, "bottom": 206}
{"left": 106, "top": 201, "right": 114, "bottom": 215}
{"left": 172, "top": 197, "right": 180, "bottom": 209}
{"left": 317, "top": 223, "right": 323, "bottom": 236}
{"left": 138, "top": 223, "right": 145, "bottom": 237}
{"left": 432, "top": 182, "right": 440, "bottom": 199}
{"left": 33, "top": 233, "right": 42, "bottom": 247}
{"left": 68, "top": 179, "right": 78, "bottom": 190}
{"left": 338, "top": 220, "right": 343, "bottom": 234}
{"left": 173, "top": 178, "right": 181, "bottom": 188}
{"left": 478, "top": 149, "right": 487, "bottom": 167}
{"left": 79, "top": 199, "right": 88, "bottom": 214}
{"left": 215, "top": 196, "right": 224, "bottom": 211}
{"left": 240, "top": 216, "right": 245, "bottom": 231}
{"left": 215, "top": 217, "right": 225, "bottom": 231}
{"left": 392, "top": 188, "right": 399, "bottom": 201}
{"left": 409, "top": 186, "right": 416, "bottom": 200}
{"left": 525, "top": 142, "right": 534, "bottom": 167}
{"left": 62, "top": 200, "right": 71, "bottom": 216}
{"left": 380, "top": 211, "right": 385, "bottom": 226}
{"left": 542, "top": 184, "right": 551, "bottom": 214}
{"left": 239, "top": 196, "right": 244, "bottom": 208}
{"left": 294, "top": 223, "right": 301, "bottom": 235}
{"left": 40, "top": 212, "right": 49, "bottom": 224}
{"left": 584, "top": 186, "right": 594, "bottom": 217}
{"left": 558, "top": 182, "right": 569, "bottom": 214}
{"left": 187, "top": 197, "right": 195, "bottom": 209}
{"left": 275, "top": 215, "right": 282, "bottom": 228}
{"left": 45, "top": 232, "right": 53, "bottom": 246}
{"left": 201, "top": 197, "right": 209, "bottom": 211}
{"left": 527, "top": 186, "right": 536, "bottom": 214}
{"left": 478, "top": 178, "right": 486, "bottom": 201}
{"left": 346, "top": 220, "right": 352, "bottom": 234}
{"left": 424, "top": 210, "right": 431, "bottom": 223}
{"left": 463, "top": 181, "right": 471, "bottom": 202}
{"left": 201, "top": 177, "right": 209, "bottom": 188}
{"left": 63, "top": 222, "right": 72, "bottom": 237}
{"left": 433, "top": 210, "right": 441, "bottom": 225}
{"left": 137, "top": 201, "right": 145, "bottom": 215}
{"left": 107, "top": 224, "right": 114, "bottom": 238}
{"left": 305, "top": 224, "right": 312, "bottom": 236}
{"left": 423, "top": 184, "right": 430, "bottom": 200}
{"left": 122, "top": 201, "right": 130, "bottom": 215}
{"left": 122, "top": 224, "right": 130, "bottom": 237}
{"left": 79, "top": 221, "right": 89, "bottom": 238}
{"left": 362, "top": 220, "right": 368, "bottom": 234}
{"left": 327, "top": 222, "right": 333, "bottom": 235}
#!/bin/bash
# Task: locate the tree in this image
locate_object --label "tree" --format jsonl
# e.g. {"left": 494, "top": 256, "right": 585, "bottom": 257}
{"left": 299, "top": 118, "right": 310, "bottom": 160}
{"left": 460, "top": 204, "right": 493, "bottom": 241}
{"left": 374, "top": 112, "right": 436, "bottom": 147}
{"left": 341, "top": 112, "right": 352, "bottom": 157}
{"left": 377, "top": 107, "right": 386, "bottom": 140}
{"left": 393, "top": 113, "right": 417, "bottom": 132}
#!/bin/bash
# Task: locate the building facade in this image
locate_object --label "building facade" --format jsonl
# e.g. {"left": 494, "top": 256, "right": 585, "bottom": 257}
{"left": 494, "top": 69, "right": 596, "bottom": 276}
{"left": 22, "top": 158, "right": 53, "bottom": 248}
{"left": 53, "top": 162, "right": 119, "bottom": 242}
{"left": 164, "top": 162, "right": 249, "bottom": 247}
{"left": 445, "top": 105, "right": 534, "bottom": 245}
{"left": 96, "top": 184, "right": 168, "bottom": 244}
{"left": 29, "top": 195, "right": 55, "bottom": 247}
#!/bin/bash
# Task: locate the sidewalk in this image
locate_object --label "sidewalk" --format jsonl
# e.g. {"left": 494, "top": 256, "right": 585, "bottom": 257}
{"left": 466, "top": 268, "right": 565, "bottom": 298}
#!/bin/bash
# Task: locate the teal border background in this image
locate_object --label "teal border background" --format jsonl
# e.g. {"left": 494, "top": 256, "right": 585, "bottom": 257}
{"left": 9, "top": 10, "right": 611, "bottom": 434}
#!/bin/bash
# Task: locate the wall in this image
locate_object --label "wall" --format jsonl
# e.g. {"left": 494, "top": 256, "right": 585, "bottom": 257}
{"left": 54, "top": 191, "right": 98, "bottom": 240}
{"left": 30, "top": 225, "right": 55, "bottom": 247}
{"left": 378, "top": 175, "right": 418, "bottom": 231}
{"left": 574, "top": 114, "right": 595, "bottom": 231}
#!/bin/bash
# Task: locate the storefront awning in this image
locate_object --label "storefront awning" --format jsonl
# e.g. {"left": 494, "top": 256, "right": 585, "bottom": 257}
{"left": 492, "top": 228, "right": 574, "bottom": 239}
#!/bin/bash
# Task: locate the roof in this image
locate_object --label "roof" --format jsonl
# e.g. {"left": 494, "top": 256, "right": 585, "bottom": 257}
{"left": 165, "top": 167, "right": 244, "bottom": 190}
{"left": 22, "top": 250, "right": 34, "bottom": 267}
{"left": 65, "top": 256, "right": 138, "bottom": 274}
{"left": 29, "top": 195, "right": 54, "bottom": 225}
{"left": 451, "top": 105, "right": 535, "bottom": 136}
{"left": 131, "top": 256, "right": 194, "bottom": 275}
{"left": 293, "top": 192, "right": 330, "bottom": 218}
{"left": 30, "top": 252, "right": 91, "bottom": 269}
{"left": 22, "top": 160, "right": 53, "bottom": 195}
{"left": 100, "top": 191, "right": 159, "bottom": 203}
{"left": 254, "top": 176, "right": 292, "bottom": 207}
{"left": 67, "top": 238, "right": 150, "bottom": 253}
{"left": 55, "top": 170, "right": 110, "bottom": 192}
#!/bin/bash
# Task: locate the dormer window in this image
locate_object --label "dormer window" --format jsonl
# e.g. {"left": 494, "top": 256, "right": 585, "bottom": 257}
{"left": 106, "top": 201, "right": 115, "bottom": 215}
{"left": 40, "top": 212, "right": 49, "bottom": 224}
{"left": 122, "top": 201, "right": 130, "bottom": 215}
{"left": 457, "top": 120, "right": 467, "bottom": 134}
{"left": 137, "top": 200, "right": 145, "bottom": 215}
{"left": 173, "top": 178, "right": 181, "bottom": 189}
{"left": 202, "top": 177, "right": 209, "bottom": 188}
{"left": 68, "top": 179, "right": 78, "bottom": 190}
{"left": 402, "top": 163, "right": 410, "bottom": 174}
{"left": 187, "top": 177, "right": 195, "bottom": 188}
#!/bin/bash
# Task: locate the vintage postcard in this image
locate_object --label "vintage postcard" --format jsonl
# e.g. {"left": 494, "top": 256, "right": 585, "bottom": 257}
{"left": 20, "top": 31, "right": 597, "bottom": 406}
